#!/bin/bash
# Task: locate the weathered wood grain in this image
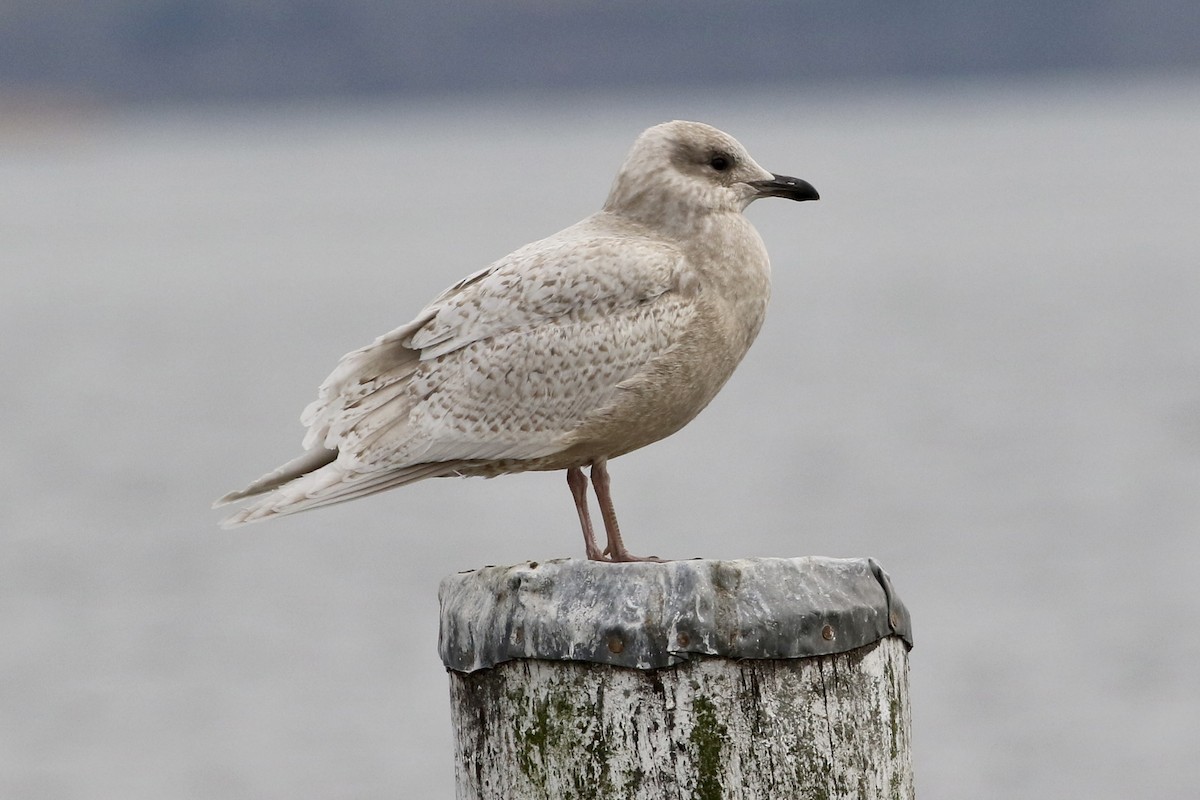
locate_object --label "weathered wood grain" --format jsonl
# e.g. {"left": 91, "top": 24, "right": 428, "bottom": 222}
{"left": 448, "top": 636, "right": 913, "bottom": 800}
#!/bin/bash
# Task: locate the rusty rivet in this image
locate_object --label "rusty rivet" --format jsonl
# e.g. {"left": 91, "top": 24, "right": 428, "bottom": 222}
{"left": 607, "top": 635, "right": 625, "bottom": 654}
{"left": 821, "top": 624, "right": 835, "bottom": 641}
{"left": 676, "top": 632, "right": 690, "bottom": 647}
{"left": 528, "top": 561, "right": 539, "bottom": 569}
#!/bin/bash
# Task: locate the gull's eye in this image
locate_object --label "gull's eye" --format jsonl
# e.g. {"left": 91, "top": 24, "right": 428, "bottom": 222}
{"left": 709, "top": 153, "right": 732, "bottom": 172}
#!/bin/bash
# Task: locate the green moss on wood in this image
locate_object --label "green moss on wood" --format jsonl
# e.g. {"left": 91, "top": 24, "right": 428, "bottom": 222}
{"left": 508, "top": 674, "right": 618, "bottom": 800}
{"left": 690, "top": 696, "right": 729, "bottom": 800}
{"left": 623, "top": 765, "right": 646, "bottom": 794}
{"left": 886, "top": 657, "right": 901, "bottom": 760}
{"left": 511, "top": 690, "right": 556, "bottom": 787}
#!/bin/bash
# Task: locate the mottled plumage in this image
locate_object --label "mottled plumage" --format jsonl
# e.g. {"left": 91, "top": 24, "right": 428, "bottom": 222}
{"left": 215, "top": 120, "right": 818, "bottom": 560}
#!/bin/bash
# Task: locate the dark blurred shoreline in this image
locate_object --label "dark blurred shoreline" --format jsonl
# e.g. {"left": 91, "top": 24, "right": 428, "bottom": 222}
{"left": 3, "top": 2, "right": 1199, "bottom": 106}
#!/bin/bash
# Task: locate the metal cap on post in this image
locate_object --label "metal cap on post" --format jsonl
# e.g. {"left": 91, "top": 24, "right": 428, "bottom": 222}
{"left": 440, "top": 556, "right": 914, "bottom": 800}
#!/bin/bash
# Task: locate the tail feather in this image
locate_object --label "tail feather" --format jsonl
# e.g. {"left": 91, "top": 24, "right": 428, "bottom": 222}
{"left": 213, "top": 447, "right": 338, "bottom": 507}
{"left": 217, "top": 459, "right": 463, "bottom": 528}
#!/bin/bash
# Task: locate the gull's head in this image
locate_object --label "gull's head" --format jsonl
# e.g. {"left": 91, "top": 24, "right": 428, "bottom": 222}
{"left": 603, "top": 120, "right": 818, "bottom": 227}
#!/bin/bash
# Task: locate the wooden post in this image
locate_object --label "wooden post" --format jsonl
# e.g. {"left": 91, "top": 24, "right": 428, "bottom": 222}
{"left": 439, "top": 557, "right": 914, "bottom": 800}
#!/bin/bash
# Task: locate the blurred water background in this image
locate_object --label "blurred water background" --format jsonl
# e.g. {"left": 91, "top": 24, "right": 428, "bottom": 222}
{"left": 3, "top": 4, "right": 1200, "bottom": 799}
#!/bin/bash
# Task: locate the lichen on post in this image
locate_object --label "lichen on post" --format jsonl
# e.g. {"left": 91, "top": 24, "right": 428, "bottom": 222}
{"left": 439, "top": 557, "right": 914, "bottom": 800}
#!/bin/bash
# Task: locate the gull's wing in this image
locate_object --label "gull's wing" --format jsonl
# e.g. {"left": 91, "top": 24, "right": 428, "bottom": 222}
{"left": 219, "top": 222, "right": 693, "bottom": 524}
{"left": 302, "top": 221, "right": 690, "bottom": 463}
{"left": 405, "top": 226, "right": 685, "bottom": 359}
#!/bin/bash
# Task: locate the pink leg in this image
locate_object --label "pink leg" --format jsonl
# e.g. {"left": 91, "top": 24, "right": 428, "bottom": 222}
{"left": 567, "top": 466, "right": 606, "bottom": 561}
{"left": 589, "top": 457, "right": 662, "bottom": 563}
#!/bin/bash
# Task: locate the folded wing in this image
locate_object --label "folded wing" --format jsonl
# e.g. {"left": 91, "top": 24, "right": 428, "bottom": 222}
{"left": 218, "top": 222, "right": 692, "bottom": 525}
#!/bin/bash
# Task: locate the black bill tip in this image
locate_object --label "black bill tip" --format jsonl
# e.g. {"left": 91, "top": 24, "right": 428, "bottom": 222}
{"left": 748, "top": 174, "right": 819, "bottom": 202}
